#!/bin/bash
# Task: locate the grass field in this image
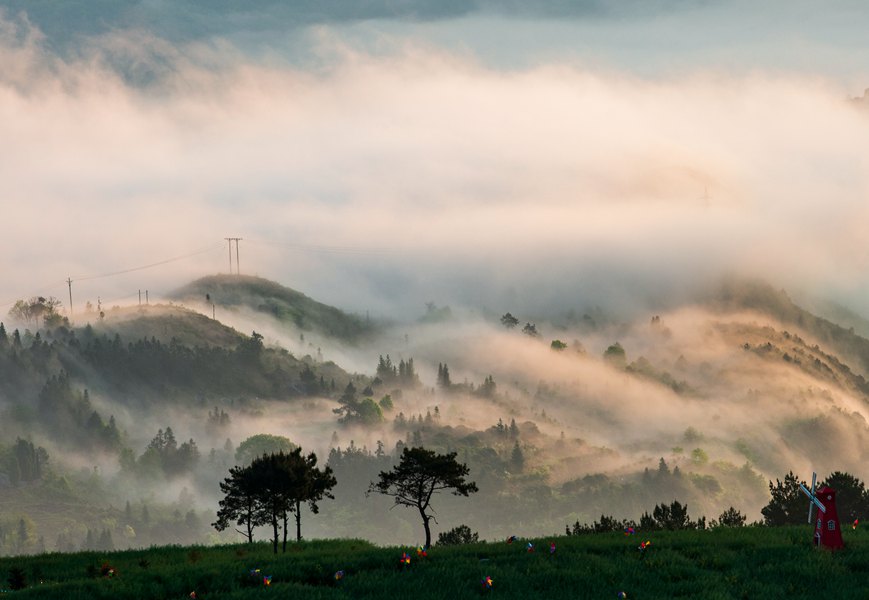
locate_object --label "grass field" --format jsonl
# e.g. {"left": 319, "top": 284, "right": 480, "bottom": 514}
{"left": 1, "top": 526, "right": 867, "bottom": 599}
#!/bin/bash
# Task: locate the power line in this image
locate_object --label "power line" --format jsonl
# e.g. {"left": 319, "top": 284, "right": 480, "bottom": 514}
{"left": 246, "top": 238, "right": 392, "bottom": 256}
{"left": 73, "top": 242, "right": 224, "bottom": 282}
{"left": 1, "top": 242, "right": 223, "bottom": 313}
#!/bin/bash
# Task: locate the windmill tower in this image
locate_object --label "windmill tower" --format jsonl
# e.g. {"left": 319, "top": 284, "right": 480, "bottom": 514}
{"left": 799, "top": 472, "right": 843, "bottom": 550}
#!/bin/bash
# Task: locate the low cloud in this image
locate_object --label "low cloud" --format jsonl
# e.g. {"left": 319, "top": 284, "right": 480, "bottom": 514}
{"left": 1, "top": 17, "right": 868, "bottom": 323}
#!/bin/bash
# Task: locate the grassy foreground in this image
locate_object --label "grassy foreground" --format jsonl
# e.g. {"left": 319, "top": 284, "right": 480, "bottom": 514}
{"left": 1, "top": 526, "right": 867, "bottom": 599}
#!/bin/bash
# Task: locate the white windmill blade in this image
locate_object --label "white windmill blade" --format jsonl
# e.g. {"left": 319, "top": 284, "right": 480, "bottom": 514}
{"left": 799, "top": 483, "right": 827, "bottom": 518}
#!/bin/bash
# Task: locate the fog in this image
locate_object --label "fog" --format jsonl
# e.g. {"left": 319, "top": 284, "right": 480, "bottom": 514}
{"left": 1, "top": 13, "right": 868, "bottom": 323}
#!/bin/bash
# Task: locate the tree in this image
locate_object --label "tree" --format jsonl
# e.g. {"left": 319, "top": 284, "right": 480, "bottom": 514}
{"left": 213, "top": 464, "right": 265, "bottom": 544}
{"left": 437, "top": 363, "right": 451, "bottom": 389}
{"left": 603, "top": 342, "right": 627, "bottom": 367}
{"left": 398, "top": 358, "right": 418, "bottom": 385}
{"left": 7, "top": 297, "right": 62, "bottom": 328}
{"left": 237, "top": 331, "right": 264, "bottom": 363}
{"left": 368, "top": 447, "right": 478, "bottom": 548}
{"left": 477, "top": 375, "right": 496, "bottom": 398}
{"left": 286, "top": 449, "right": 337, "bottom": 545}
{"left": 500, "top": 313, "right": 519, "bottom": 329}
{"left": 716, "top": 506, "right": 746, "bottom": 527}
{"left": 690, "top": 448, "right": 709, "bottom": 466}
{"left": 820, "top": 471, "right": 867, "bottom": 522}
{"left": 522, "top": 322, "right": 538, "bottom": 337}
{"left": 437, "top": 524, "right": 479, "bottom": 546}
{"left": 234, "top": 434, "right": 297, "bottom": 466}
{"left": 376, "top": 355, "right": 397, "bottom": 383}
{"left": 510, "top": 441, "right": 524, "bottom": 472}
{"left": 652, "top": 500, "right": 692, "bottom": 530}
{"left": 761, "top": 471, "right": 808, "bottom": 526}
{"left": 550, "top": 339, "right": 567, "bottom": 351}
{"left": 333, "top": 382, "right": 384, "bottom": 425}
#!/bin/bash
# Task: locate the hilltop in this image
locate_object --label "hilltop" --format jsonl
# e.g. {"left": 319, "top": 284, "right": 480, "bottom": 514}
{"left": 171, "top": 275, "right": 376, "bottom": 342}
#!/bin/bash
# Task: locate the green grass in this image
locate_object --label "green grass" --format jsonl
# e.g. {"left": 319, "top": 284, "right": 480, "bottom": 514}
{"left": 1, "top": 526, "right": 867, "bottom": 599}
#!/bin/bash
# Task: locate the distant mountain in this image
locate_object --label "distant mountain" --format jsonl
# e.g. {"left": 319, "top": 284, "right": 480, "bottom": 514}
{"left": 706, "top": 278, "right": 869, "bottom": 378}
{"left": 172, "top": 275, "right": 375, "bottom": 342}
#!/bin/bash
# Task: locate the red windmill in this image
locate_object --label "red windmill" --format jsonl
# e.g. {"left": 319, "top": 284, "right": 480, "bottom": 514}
{"left": 799, "top": 472, "right": 843, "bottom": 550}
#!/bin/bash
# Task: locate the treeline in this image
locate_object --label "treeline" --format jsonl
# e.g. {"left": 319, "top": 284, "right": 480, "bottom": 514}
{"left": 566, "top": 469, "right": 869, "bottom": 536}
{"left": 566, "top": 500, "right": 740, "bottom": 536}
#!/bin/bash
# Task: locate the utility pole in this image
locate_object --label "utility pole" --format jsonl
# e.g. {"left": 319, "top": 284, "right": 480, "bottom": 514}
{"left": 138, "top": 290, "right": 141, "bottom": 306}
{"left": 66, "top": 277, "right": 73, "bottom": 321}
{"left": 225, "top": 237, "right": 242, "bottom": 274}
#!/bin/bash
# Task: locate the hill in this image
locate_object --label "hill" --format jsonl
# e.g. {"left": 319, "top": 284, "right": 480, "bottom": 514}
{"left": 708, "top": 278, "right": 869, "bottom": 378}
{"left": 171, "top": 275, "right": 376, "bottom": 342}
{"left": 0, "top": 528, "right": 866, "bottom": 599}
{"left": 78, "top": 304, "right": 247, "bottom": 349}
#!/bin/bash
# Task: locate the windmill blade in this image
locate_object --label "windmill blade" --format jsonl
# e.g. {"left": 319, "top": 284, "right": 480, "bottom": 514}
{"left": 799, "top": 483, "right": 827, "bottom": 522}
{"left": 809, "top": 472, "right": 818, "bottom": 523}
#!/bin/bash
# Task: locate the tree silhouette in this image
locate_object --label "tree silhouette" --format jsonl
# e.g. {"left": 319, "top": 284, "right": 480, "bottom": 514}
{"left": 286, "top": 449, "right": 337, "bottom": 545}
{"left": 761, "top": 471, "right": 808, "bottom": 526}
{"left": 500, "top": 313, "right": 519, "bottom": 329}
{"left": 652, "top": 500, "right": 692, "bottom": 530}
{"left": 716, "top": 506, "right": 746, "bottom": 527}
{"left": 213, "top": 464, "right": 265, "bottom": 543}
{"left": 820, "top": 471, "right": 868, "bottom": 522}
{"left": 368, "top": 447, "right": 477, "bottom": 548}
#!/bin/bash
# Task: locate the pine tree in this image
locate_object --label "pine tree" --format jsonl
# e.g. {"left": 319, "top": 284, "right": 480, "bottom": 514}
{"left": 437, "top": 363, "right": 451, "bottom": 389}
{"left": 510, "top": 441, "right": 524, "bottom": 471}
{"left": 98, "top": 529, "right": 114, "bottom": 551}
{"left": 17, "top": 518, "right": 29, "bottom": 552}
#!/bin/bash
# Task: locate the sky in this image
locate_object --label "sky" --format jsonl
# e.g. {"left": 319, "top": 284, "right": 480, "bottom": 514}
{"left": 1, "top": 1, "right": 869, "bottom": 321}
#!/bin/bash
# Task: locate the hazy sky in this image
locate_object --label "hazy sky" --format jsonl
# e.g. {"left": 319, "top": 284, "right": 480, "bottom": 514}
{"left": 1, "top": 2, "right": 868, "bottom": 321}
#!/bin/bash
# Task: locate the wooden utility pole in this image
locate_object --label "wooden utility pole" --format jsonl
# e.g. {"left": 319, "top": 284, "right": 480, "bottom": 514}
{"left": 225, "top": 237, "right": 243, "bottom": 274}
{"left": 66, "top": 277, "right": 73, "bottom": 320}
